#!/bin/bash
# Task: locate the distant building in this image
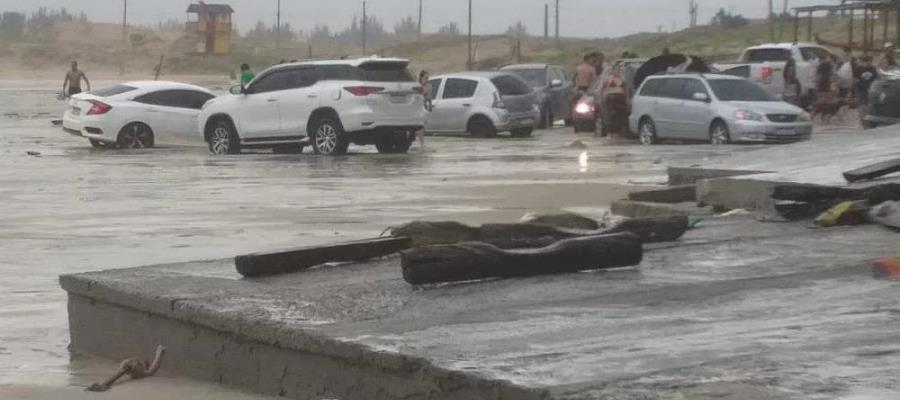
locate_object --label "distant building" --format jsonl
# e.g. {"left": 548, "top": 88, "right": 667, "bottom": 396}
{"left": 186, "top": 2, "right": 234, "bottom": 54}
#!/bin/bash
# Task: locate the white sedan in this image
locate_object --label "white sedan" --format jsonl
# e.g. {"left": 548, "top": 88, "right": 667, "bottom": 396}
{"left": 63, "top": 81, "right": 216, "bottom": 149}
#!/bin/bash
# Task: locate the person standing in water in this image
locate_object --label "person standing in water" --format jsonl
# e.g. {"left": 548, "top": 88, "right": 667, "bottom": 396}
{"left": 62, "top": 61, "right": 90, "bottom": 98}
{"left": 240, "top": 64, "right": 255, "bottom": 91}
{"left": 415, "top": 70, "right": 432, "bottom": 149}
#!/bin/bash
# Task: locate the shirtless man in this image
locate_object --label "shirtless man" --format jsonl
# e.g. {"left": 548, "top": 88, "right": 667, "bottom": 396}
{"left": 63, "top": 61, "right": 90, "bottom": 98}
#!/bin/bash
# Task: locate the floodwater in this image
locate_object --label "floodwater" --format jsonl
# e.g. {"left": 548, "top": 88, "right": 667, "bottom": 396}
{"left": 0, "top": 79, "right": 749, "bottom": 399}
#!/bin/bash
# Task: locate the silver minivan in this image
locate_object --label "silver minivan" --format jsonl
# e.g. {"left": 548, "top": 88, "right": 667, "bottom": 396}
{"left": 426, "top": 72, "right": 540, "bottom": 137}
{"left": 629, "top": 74, "right": 812, "bottom": 145}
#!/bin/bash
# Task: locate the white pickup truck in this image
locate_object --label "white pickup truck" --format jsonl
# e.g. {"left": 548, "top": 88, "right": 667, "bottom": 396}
{"left": 715, "top": 43, "right": 835, "bottom": 98}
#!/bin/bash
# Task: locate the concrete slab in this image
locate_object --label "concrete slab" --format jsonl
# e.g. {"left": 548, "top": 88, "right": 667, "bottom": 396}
{"left": 668, "top": 129, "right": 900, "bottom": 211}
{"left": 61, "top": 218, "right": 900, "bottom": 400}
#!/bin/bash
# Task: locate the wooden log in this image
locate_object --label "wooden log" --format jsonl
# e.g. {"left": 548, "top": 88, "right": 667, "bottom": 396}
{"left": 389, "top": 221, "right": 480, "bottom": 247}
{"left": 844, "top": 158, "right": 900, "bottom": 183}
{"left": 401, "top": 233, "right": 643, "bottom": 285}
{"left": 235, "top": 236, "right": 412, "bottom": 278}
{"left": 603, "top": 215, "right": 689, "bottom": 243}
{"left": 628, "top": 185, "right": 697, "bottom": 203}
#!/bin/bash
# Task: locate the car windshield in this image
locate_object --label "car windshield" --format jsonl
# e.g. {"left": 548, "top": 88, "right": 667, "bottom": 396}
{"left": 491, "top": 75, "right": 533, "bottom": 96}
{"left": 359, "top": 62, "right": 414, "bottom": 82}
{"left": 505, "top": 69, "right": 547, "bottom": 87}
{"left": 708, "top": 79, "right": 776, "bottom": 102}
{"left": 743, "top": 48, "right": 791, "bottom": 62}
{"left": 90, "top": 85, "right": 137, "bottom": 97}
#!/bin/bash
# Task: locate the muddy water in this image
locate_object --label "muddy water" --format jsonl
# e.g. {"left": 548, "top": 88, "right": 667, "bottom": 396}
{"left": 0, "top": 80, "right": 746, "bottom": 399}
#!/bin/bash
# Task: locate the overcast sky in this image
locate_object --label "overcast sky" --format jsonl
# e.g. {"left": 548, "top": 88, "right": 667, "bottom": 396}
{"left": 0, "top": 0, "right": 835, "bottom": 38}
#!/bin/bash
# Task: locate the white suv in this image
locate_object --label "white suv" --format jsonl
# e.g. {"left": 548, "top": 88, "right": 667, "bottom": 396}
{"left": 200, "top": 57, "right": 427, "bottom": 155}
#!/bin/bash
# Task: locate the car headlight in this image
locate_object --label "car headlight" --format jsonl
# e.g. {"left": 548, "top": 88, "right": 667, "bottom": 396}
{"left": 734, "top": 110, "right": 764, "bottom": 122}
{"left": 798, "top": 111, "right": 811, "bottom": 122}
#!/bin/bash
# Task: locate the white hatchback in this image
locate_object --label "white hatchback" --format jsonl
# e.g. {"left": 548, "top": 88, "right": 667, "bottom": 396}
{"left": 199, "top": 57, "right": 427, "bottom": 155}
{"left": 63, "top": 81, "right": 216, "bottom": 149}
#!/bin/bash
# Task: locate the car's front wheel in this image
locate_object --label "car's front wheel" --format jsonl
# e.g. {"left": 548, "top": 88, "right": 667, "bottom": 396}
{"left": 312, "top": 117, "right": 349, "bottom": 156}
{"left": 207, "top": 119, "right": 241, "bottom": 155}
{"left": 710, "top": 120, "right": 731, "bottom": 145}
{"left": 117, "top": 123, "right": 155, "bottom": 149}
{"left": 639, "top": 118, "right": 658, "bottom": 145}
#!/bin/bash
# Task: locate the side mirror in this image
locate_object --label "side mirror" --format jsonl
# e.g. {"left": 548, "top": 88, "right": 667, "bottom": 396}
{"left": 229, "top": 85, "right": 245, "bottom": 95}
{"left": 692, "top": 92, "right": 710, "bottom": 102}
{"left": 550, "top": 79, "right": 563, "bottom": 88}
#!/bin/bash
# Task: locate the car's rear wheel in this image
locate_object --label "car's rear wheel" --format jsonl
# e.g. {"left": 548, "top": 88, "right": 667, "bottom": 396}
{"left": 117, "top": 123, "right": 154, "bottom": 149}
{"left": 639, "top": 118, "right": 658, "bottom": 145}
{"left": 469, "top": 117, "right": 496, "bottom": 138}
{"left": 510, "top": 127, "right": 534, "bottom": 137}
{"left": 207, "top": 119, "right": 241, "bottom": 155}
{"left": 375, "top": 133, "right": 413, "bottom": 154}
{"left": 710, "top": 120, "right": 731, "bottom": 145}
{"left": 312, "top": 117, "right": 349, "bottom": 156}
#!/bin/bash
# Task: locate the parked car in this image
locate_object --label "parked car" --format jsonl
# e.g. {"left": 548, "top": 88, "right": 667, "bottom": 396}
{"left": 425, "top": 72, "right": 540, "bottom": 137}
{"left": 864, "top": 72, "right": 900, "bottom": 129}
{"left": 715, "top": 43, "right": 834, "bottom": 98}
{"left": 629, "top": 74, "right": 812, "bottom": 145}
{"left": 63, "top": 81, "right": 216, "bottom": 149}
{"left": 200, "top": 57, "right": 426, "bottom": 156}
{"left": 500, "top": 63, "right": 574, "bottom": 128}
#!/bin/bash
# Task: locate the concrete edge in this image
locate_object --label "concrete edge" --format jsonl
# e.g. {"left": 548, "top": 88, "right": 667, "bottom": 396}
{"left": 667, "top": 166, "right": 768, "bottom": 186}
{"left": 59, "top": 269, "right": 550, "bottom": 399}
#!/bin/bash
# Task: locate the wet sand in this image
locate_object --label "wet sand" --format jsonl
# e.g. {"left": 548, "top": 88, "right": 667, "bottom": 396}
{"left": 0, "top": 80, "right": 755, "bottom": 398}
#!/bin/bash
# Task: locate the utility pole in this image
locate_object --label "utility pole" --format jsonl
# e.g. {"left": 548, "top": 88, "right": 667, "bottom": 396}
{"left": 276, "top": 0, "right": 281, "bottom": 49}
{"left": 122, "top": 0, "right": 128, "bottom": 43}
{"left": 554, "top": 0, "right": 560, "bottom": 43}
{"left": 362, "top": 1, "right": 368, "bottom": 55}
{"left": 768, "top": 0, "right": 775, "bottom": 42}
{"left": 418, "top": 0, "right": 423, "bottom": 38}
{"left": 467, "top": 0, "right": 473, "bottom": 70}
{"left": 544, "top": 4, "right": 549, "bottom": 39}
{"left": 689, "top": 0, "right": 698, "bottom": 28}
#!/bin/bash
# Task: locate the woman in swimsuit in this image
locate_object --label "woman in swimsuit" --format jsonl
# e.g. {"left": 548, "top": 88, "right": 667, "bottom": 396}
{"left": 601, "top": 62, "right": 629, "bottom": 136}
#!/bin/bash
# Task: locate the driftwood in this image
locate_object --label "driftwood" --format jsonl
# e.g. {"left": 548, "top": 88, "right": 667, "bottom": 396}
{"left": 844, "top": 158, "right": 900, "bottom": 183}
{"left": 235, "top": 237, "right": 412, "bottom": 278}
{"left": 86, "top": 345, "right": 166, "bottom": 392}
{"left": 391, "top": 216, "right": 689, "bottom": 249}
{"left": 401, "top": 233, "right": 643, "bottom": 285}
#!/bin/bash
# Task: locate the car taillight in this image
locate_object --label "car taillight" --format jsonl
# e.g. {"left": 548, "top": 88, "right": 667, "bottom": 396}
{"left": 344, "top": 86, "right": 385, "bottom": 96}
{"left": 87, "top": 100, "right": 112, "bottom": 115}
{"left": 761, "top": 66, "right": 773, "bottom": 84}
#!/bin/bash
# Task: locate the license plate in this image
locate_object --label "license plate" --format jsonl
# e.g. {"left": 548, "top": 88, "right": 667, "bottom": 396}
{"left": 775, "top": 127, "right": 795, "bottom": 135}
{"left": 389, "top": 95, "right": 407, "bottom": 104}
{"left": 518, "top": 118, "right": 534, "bottom": 126}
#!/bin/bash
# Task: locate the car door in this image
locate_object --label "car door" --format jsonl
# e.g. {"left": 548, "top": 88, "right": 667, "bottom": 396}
{"left": 652, "top": 78, "right": 688, "bottom": 138}
{"left": 135, "top": 90, "right": 214, "bottom": 145}
{"left": 678, "top": 79, "right": 714, "bottom": 140}
{"left": 430, "top": 78, "right": 478, "bottom": 132}
{"left": 424, "top": 77, "right": 444, "bottom": 131}
{"left": 237, "top": 69, "right": 291, "bottom": 138}
{"left": 272, "top": 67, "right": 319, "bottom": 139}
{"left": 130, "top": 91, "right": 174, "bottom": 139}
{"left": 551, "top": 67, "right": 573, "bottom": 119}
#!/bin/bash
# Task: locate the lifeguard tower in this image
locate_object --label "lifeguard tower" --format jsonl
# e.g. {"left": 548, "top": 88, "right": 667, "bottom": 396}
{"left": 186, "top": 2, "right": 234, "bottom": 54}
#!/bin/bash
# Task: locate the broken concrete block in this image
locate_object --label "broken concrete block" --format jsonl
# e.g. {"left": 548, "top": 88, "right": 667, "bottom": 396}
{"left": 628, "top": 185, "right": 697, "bottom": 203}
{"left": 610, "top": 200, "right": 688, "bottom": 219}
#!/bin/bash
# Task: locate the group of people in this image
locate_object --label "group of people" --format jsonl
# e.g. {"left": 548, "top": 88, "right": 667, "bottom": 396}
{"left": 786, "top": 45, "right": 894, "bottom": 124}
{"left": 574, "top": 51, "right": 633, "bottom": 137}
